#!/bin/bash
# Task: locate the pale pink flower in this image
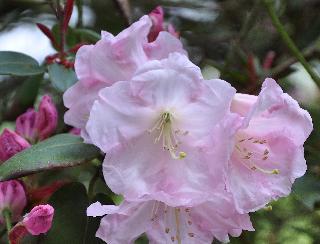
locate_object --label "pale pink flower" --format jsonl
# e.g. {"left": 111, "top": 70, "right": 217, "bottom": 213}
{"left": 86, "top": 53, "right": 239, "bottom": 206}
{"left": 35, "top": 95, "right": 58, "bottom": 141}
{"left": 22, "top": 204, "right": 54, "bottom": 235}
{"left": 0, "top": 180, "right": 27, "bottom": 224}
{"left": 15, "top": 108, "right": 37, "bottom": 142}
{"left": 87, "top": 197, "right": 253, "bottom": 244}
{"left": 0, "top": 129, "right": 31, "bottom": 162}
{"left": 228, "top": 78, "right": 313, "bottom": 213}
{"left": 63, "top": 15, "right": 186, "bottom": 143}
{"left": 148, "top": 6, "right": 179, "bottom": 42}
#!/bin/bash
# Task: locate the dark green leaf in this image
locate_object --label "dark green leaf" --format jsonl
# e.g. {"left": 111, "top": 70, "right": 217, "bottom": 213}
{"left": 42, "top": 182, "right": 89, "bottom": 244}
{"left": 48, "top": 63, "right": 77, "bottom": 92}
{"left": 0, "top": 51, "right": 44, "bottom": 76}
{"left": 73, "top": 28, "right": 101, "bottom": 42}
{"left": 0, "top": 134, "right": 100, "bottom": 181}
{"left": 293, "top": 174, "right": 320, "bottom": 210}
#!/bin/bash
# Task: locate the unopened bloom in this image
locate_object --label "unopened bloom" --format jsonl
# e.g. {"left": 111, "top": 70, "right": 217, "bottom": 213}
{"left": 35, "top": 95, "right": 58, "bottom": 141}
{"left": 9, "top": 204, "right": 54, "bottom": 243}
{"left": 63, "top": 15, "right": 186, "bottom": 142}
{"left": 15, "top": 108, "right": 37, "bottom": 142}
{"left": 86, "top": 53, "right": 238, "bottom": 206}
{"left": 22, "top": 204, "right": 54, "bottom": 235}
{"left": 148, "top": 6, "right": 179, "bottom": 42}
{"left": 228, "top": 78, "right": 313, "bottom": 213}
{"left": 0, "top": 180, "right": 27, "bottom": 223}
{"left": 87, "top": 197, "right": 253, "bottom": 244}
{"left": 0, "top": 129, "right": 30, "bottom": 162}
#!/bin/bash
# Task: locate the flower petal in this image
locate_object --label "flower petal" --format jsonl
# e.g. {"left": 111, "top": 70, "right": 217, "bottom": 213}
{"left": 75, "top": 15, "right": 151, "bottom": 85}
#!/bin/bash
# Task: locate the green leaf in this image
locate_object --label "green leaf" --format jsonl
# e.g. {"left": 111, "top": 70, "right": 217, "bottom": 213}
{"left": 0, "top": 134, "right": 100, "bottom": 181}
{"left": 293, "top": 174, "right": 320, "bottom": 210}
{"left": 42, "top": 182, "right": 89, "bottom": 244}
{"left": 73, "top": 28, "right": 101, "bottom": 42}
{"left": 0, "top": 51, "right": 44, "bottom": 76}
{"left": 48, "top": 63, "right": 77, "bottom": 92}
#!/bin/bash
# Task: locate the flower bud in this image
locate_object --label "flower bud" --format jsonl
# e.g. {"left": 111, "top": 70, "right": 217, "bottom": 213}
{"left": 0, "top": 180, "right": 27, "bottom": 223}
{"left": 69, "top": 127, "right": 81, "bottom": 136}
{"left": 22, "top": 204, "right": 54, "bottom": 235}
{"left": 0, "top": 129, "right": 31, "bottom": 162}
{"left": 148, "top": 6, "right": 179, "bottom": 42}
{"left": 15, "top": 108, "right": 37, "bottom": 142}
{"left": 35, "top": 95, "right": 58, "bottom": 141}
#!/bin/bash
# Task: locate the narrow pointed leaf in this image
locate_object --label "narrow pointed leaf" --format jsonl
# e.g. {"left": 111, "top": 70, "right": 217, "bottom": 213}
{"left": 0, "top": 134, "right": 100, "bottom": 181}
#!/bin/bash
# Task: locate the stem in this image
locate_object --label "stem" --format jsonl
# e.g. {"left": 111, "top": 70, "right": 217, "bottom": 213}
{"left": 88, "top": 170, "right": 99, "bottom": 200}
{"left": 76, "top": 0, "right": 83, "bottom": 28}
{"left": 2, "top": 209, "right": 12, "bottom": 232}
{"left": 263, "top": 0, "right": 320, "bottom": 85}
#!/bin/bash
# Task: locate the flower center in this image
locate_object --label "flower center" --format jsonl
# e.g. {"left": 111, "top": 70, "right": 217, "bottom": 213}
{"left": 148, "top": 112, "right": 187, "bottom": 160}
{"left": 235, "top": 136, "right": 279, "bottom": 175}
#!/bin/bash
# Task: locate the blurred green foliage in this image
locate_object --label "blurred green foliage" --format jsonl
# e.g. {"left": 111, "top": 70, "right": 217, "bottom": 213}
{"left": 0, "top": 0, "right": 319, "bottom": 243}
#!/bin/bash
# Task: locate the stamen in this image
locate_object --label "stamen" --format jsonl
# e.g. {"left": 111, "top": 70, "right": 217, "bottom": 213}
{"left": 174, "top": 208, "right": 182, "bottom": 244}
{"left": 149, "top": 112, "right": 188, "bottom": 160}
{"left": 235, "top": 136, "right": 280, "bottom": 175}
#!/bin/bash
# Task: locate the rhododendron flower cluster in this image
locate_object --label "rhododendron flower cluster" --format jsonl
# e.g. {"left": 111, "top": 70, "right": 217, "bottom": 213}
{"left": 63, "top": 7, "right": 313, "bottom": 244}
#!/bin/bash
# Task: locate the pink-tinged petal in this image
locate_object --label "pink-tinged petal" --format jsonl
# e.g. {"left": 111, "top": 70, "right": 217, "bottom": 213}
{"left": 229, "top": 78, "right": 313, "bottom": 213}
{"left": 75, "top": 15, "right": 151, "bottom": 85}
{"left": 0, "top": 180, "right": 27, "bottom": 223}
{"left": 231, "top": 93, "right": 257, "bottom": 117}
{"left": 63, "top": 81, "right": 106, "bottom": 143}
{"left": 35, "top": 95, "right": 58, "bottom": 141}
{"left": 86, "top": 81, "right": 155, "bottom": 152}
{"left": 87, "top": 53, "right": 236, "bottom": 205}
{"left": 144, "top": 31, "right": 187, "bottom": 60}
{"left": 93, "top": 199, "right": 252, "bottom": 244}
{"left": 15, "top": 109, "right": 37, "bottom": 142}
{"left": 144, "top": 32, "right": 187, "bottom": 60}
{"left": 87, "top": 202, "right": 120, "bottom": 217}
{"left": 235, "top": 78, "right": 312, "bottom": 144}
{"left": 22, "top": 204, "right": 54, "bottom": 235}
{"left": 178, "top": 79, "right": 236, "bottom": 142}
{"left": 94, "top": 201, "right": 154, "bottom": 244}
{"left": 229, "top": 135, "right": 306, "bottom": 213}
{"left": 191, "top": 197, "right": 254, "bottom": 243}
{"left": 86, "top": 53, "right": 201, "bottom": 152}
{"left": 0, "top": 129, "right": 30, "bottom": 162}
{"left": 102, "top": 124, "right": 233, "bottom": 207}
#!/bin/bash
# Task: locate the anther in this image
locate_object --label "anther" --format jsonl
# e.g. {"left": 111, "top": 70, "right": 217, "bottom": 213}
{"left": 188, "top": 233, "right": 195, "bottom": 237}
{"left": 165, "top": 228, "right": 170, "bottom": 234}
{"left": 171, "top": 236, "right": 175, "bottom": 242}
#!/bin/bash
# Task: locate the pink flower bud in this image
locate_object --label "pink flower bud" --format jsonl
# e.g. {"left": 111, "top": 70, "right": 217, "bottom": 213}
{"left": 148, "top": 6, "right": 165, "bottom": 42}
{"left": 15, "top": 108, "right": 37, "bottom": 142}
{"left": 0, "top": 129, "right": 31, "bottom": 162}
{"left": 22, "top": 204, "right": 54, "bottom": 235}
{"left": 148, "top": 6, "right": 180, "bottom": 42}
{"left": 35, "top": 95, "right": 58, "bottom": 141}
{"left": 69, "top": 127, "right": 81, "bottom": 136}
{"left": 0, "top": 180, "right": 27, "bottom": 223}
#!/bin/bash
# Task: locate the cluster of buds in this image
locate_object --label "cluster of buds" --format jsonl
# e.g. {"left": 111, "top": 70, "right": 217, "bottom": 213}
{"left": 15, "top": 95, "right": 58, "bottom": 144}
{"left": 0, "top": 95, "right": 57, "bottom": 163}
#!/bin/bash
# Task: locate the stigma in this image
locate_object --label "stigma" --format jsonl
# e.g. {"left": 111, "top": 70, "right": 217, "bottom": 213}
{"left": 148, "top": 112, "right": 188, "bottom": 160}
